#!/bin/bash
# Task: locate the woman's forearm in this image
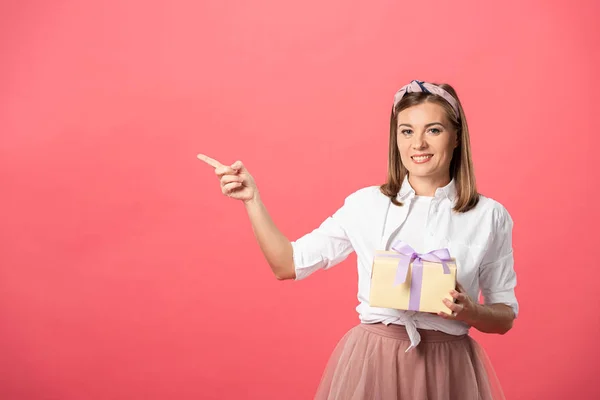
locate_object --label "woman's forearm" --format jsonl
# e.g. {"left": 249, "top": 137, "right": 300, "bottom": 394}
{"left": 467, "top": 303, "right": 515, "bottom": 334}
{"left": 244, "top": 193, "right": 295, "bottom": 280}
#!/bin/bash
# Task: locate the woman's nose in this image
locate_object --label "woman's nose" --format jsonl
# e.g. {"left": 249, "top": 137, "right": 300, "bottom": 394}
{"left": 411, "top": 134, "right": 427, "bottom": 150}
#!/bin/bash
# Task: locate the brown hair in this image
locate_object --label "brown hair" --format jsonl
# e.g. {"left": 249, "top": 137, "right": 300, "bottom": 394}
{"left": 379, "top": 83, "right": 479, "bottom": 213}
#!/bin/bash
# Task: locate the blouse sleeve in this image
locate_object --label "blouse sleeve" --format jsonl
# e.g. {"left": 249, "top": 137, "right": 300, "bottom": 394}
{"left": 291, "top": 192, "right": 357, "bottom": 281}
{"left": 478, "top": 205, "right": 519, "bottom": 317}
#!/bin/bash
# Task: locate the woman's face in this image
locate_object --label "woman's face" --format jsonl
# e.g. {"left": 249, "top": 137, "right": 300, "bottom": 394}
{"left": 396, "top": 102, "right": 458, "bottom": 183}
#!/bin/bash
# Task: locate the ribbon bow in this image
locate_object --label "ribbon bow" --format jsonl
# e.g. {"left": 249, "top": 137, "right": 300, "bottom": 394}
{"left": 392, "top": 80, "right": 460, "bottom": 117}
{"left": 379, "top": 240, "right": 452, "bottom": 311}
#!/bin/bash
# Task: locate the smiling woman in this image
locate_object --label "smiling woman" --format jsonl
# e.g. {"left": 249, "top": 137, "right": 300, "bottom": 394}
{"left": 199, "top": 80, "right": 517, "bottom": 399}
{"left": 303, "top": 81, "right": 516, "bottom": 399}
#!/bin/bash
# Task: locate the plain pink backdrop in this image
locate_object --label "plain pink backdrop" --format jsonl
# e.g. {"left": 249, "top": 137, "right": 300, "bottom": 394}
{"left": 1, "top": 0, "right": 599, "bottom": 399}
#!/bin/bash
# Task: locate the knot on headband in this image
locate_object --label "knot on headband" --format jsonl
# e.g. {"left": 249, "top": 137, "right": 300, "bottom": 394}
{"left": 393, "top": 80, "right": 459, "bottom": 117}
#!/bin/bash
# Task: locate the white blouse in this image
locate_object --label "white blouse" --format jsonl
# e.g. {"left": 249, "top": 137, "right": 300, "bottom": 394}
{"left": 291, "top": 178, "right": 518, "bottom": 351}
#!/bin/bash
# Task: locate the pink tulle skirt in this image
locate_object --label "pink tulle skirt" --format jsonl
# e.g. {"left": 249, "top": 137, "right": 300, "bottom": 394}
{"left": 315, "top": 323, "right": 505, "bottom": 400}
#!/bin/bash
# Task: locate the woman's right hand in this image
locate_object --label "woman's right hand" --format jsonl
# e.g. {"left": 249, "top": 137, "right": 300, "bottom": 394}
{"left": 197, "top": 154, "right": 259, "bottom": 203}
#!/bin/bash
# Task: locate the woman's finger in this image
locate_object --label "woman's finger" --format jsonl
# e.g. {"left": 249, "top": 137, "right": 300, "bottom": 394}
{"left": 215, "top": 165, "right": 239, "bottom": 177}
{"left": 438, "top": 310, "right": 458, "bottom": 319}
{"left": 450, "top": 290, "right": 467, "bottom": 302}
{"left": 220, "top": 174, "right": 244, "bottom": 186}
{"left": 197, "top": 154, "right": 224, "bottom": 168}
{"left": 443, "top": 298, "right": 463, "bottom": 314}
{"left": 222, "top": 181, "right": 242, "bottom": 195}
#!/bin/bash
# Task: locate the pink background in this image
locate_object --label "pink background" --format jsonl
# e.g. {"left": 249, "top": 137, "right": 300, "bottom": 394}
{"left": 1, "top": 0, "right": 599, "bottom": 399}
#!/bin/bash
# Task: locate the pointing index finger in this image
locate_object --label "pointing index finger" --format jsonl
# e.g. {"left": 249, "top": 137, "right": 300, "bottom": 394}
{"left": 197, "top": 153, "right": 224, "bottom": 168}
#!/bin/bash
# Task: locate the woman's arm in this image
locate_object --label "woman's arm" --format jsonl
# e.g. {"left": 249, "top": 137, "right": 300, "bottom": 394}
{"left": 244, "top": 193, "right": 295, "bottom": 280}
{"left": 198, "top": 154, "right": 295, "bottom": 280}
{"left": 199, "top": 154, "right": 355, "bottom": 282}
{"left": 438, "top": 204, "right": 519, "bottom": 334}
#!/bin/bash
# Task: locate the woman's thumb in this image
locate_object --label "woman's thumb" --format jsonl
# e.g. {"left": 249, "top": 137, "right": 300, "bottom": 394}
{"left": 231, "top": 160, "right": 244, "bottom": 171}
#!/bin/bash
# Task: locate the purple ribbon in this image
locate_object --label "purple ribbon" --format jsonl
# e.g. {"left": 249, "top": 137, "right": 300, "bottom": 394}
{"left": 378, "top": 241, "right": 452, "bottom": 311}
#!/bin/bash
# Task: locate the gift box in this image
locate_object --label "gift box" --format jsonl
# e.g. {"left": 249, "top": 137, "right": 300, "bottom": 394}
{"left": 369, "top": 241, "right": 457, "bottom": 314}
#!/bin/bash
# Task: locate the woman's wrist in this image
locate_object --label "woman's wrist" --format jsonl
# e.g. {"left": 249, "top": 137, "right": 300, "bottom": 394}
{"left": 463, "top": 303, "right": 484, "bottom": 326}
{"left": 243, "top": 190, "right": 261, "bottom": 207}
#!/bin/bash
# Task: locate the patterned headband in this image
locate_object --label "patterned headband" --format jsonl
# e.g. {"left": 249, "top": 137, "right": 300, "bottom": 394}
{"left": 393, "top": 80, "right": 460, "bottom": 117}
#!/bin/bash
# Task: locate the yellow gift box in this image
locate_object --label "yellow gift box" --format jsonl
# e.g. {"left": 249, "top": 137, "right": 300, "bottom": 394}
{"left": 369, "top": 243, "right": 457, "bottom": 314}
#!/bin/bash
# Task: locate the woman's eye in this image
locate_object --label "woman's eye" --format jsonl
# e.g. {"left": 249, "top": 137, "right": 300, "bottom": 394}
{"left": 428, "top": 128, "right": 441, "bottom": 134}
{"left": 400, "top": 129, "right": 413, "bottom": 135}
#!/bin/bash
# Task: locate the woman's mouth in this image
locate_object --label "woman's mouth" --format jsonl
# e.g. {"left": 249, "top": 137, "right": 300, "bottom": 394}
{"left": 411, "top": 154, "right": 433, "bottom": 164}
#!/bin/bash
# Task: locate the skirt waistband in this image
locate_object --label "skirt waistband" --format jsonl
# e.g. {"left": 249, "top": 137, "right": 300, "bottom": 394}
{"left": 359, "top": 323, "right": 467, "bottom": 342}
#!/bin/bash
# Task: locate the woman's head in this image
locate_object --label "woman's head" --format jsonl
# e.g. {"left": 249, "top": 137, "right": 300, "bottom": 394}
{"left": 380, "top": 81, "right": 479, "bottom": 212}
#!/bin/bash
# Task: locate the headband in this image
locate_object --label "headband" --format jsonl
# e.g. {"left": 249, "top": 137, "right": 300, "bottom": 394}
{"left": 393, "top": 80, "right": 460, "bottom": 117}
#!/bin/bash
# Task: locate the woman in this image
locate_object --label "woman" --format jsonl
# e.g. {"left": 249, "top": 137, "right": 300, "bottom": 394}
{"left": 198, "top": 80, "right": 517, "bottom": 399}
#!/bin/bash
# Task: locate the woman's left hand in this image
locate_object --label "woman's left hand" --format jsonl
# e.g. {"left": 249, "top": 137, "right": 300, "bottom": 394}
{"left": 438, "top": 282, "right": 480, "bottom": 324}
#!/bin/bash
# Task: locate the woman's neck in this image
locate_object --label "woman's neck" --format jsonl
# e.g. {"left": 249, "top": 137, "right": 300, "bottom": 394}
{"left": 407, "top": 175, "right": 451, "bottom": 197}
